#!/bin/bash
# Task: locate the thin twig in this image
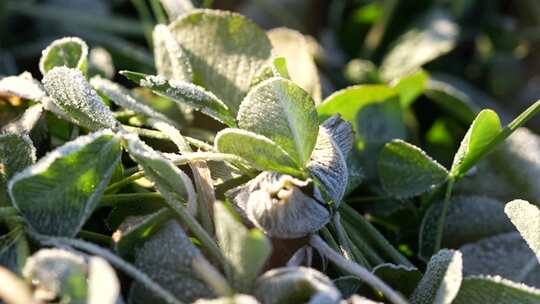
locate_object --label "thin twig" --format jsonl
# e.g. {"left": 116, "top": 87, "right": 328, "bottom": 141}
{"left": 310, "top": 235, "right": 408, "bottom": 304}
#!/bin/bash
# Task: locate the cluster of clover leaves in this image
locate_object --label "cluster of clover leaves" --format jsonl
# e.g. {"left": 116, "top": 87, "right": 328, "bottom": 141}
{"left": 1, "top": 7, "right": 540, "bottom": 304}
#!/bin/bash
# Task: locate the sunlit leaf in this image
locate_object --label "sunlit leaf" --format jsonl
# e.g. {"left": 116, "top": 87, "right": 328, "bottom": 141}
{"left": 8, "top": 130, "right": 122, "bottom": 237}
{"left": 39, "top": 37, "right": 89, "bottom": 76}
{"left": 238, "top": 77, "right": 319, "bottom": 166}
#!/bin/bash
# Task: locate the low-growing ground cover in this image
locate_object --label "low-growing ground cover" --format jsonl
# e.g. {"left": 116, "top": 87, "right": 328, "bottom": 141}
{"left": 2, "top": 1, "right": 540, "bottom": 304}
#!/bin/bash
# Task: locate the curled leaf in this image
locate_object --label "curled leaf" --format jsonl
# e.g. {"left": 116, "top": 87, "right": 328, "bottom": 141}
{"left": 308, "top": 115, "right": 352, "bottom": 207}
{"left": 227, "top": 172, "right": 330, "bottom": 239}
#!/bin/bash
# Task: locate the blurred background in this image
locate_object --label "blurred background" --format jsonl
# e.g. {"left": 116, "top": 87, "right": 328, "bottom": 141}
{"left": 3, "top": 0, "right": 540, "bottom": 128}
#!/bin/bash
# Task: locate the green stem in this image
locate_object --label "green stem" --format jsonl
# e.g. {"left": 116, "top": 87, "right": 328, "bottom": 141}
{"left": 78, "top": 230, "right": 112, "bottom": 245}
{"left": 319, "top": 226, "right": 341, "bottom": 253}
{"left": 346, "top": 196, "right": 390, "bottom": 204}
{"left": 122, "top": 125, "right": 214, "bottom": 151}
{"left": 332, "top": 214, "right": 370, "bottom": 268}
{"left": 100, "top": 192, "right": 164, "bottom": 207}
{"left": 0, "top": 207, "right": 18, "bottom": 218}
{"left": 150, "top": 0, "right": 168, "bottom": 24}
{"left": 192, "top": 255, "right": 233, "bottom": 297}
{"left": 340, "top": 204, "right": 413, "bottom": 267}
{"left": 105, "top": 171, "right": 145, "bottom": 193}
{"left": 342, "top": 220, "right": 385, "bottom": 266}
{"left": 310, "top": 235, "right": 408, "bottom": 304}
{"left": 131, "top": 0, "right": 156, "bottom": 47}
{"left": 433, "top": 177, "right": 455, "bottom": 253}
{"left": 164, "top": 195, "right": 227, "bottom": 268}
{"left": 361, "top": 0, "right": 398, "bottom": 58}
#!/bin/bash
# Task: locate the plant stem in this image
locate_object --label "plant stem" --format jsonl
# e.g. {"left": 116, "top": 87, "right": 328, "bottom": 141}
{"left": 100, "top": 192, "right": 164, "bottom": 207}
{"left": 0, "top": 207, "right": 18, "bottom": 218}
{"left": 131, "top": 0, "right": 155, "bottom": 47}
{"left": 433, "top": 178, "right": 455, "bottom": 253}
{"left": 361, "top": 0, "right": 398, "bottom": 58}
{"left": 310, "top": 235, "right": 408, "bottom": 304}
{"left": 332, "top": 214, "right": 370, "bottom": 268}
{"left": 106, "top": 171, "right": 145, "bottom": 193}
{"left": 36, "top": 236, "right": 184, "bottom": 304}
{"left": 340, "top": 204, "right": 413, "bottom": 267}
{"left": 78, "top": 230, "right": 112, "bottom": 245}
{"left": 164, "top": 195, "right": 227, "bottom": 268}
{"left": 192, "top": 255, "right": 233, "bottom": 297}
{"left": 346, "top": 196, "right": 390, "bottom": 204}
{"left": 150, "top": 0, "right": 168, "bottom": 24}
{"left": 343, "top": 220, "right": 385, "bottom": 266}
{"left": 122, "top": 125, "right": 214, "bottom": 151}
{"left": 319, "top": 226, "right": 341, "bottom": 253}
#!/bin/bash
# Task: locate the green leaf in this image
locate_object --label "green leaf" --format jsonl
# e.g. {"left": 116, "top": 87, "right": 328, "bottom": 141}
{"left": 169, "top": 9, "right": 272, "bottom": 114}
{"left": 372, "top": 264, "right": 422, "bottom": 298}
{"left": 442, "top": 196, "right": 513, "bottom": 248}
{"left": 129, "top": 220, "right": 214, "bottom": 303}
{"left": 39, "top": 37, "right": 89, "bottom": 76}
{"left": 90, "top": 75, "right": 179, "bottom": 128}
{"left": 121, "top": 70, "right": 235, "bottom": 127}
{"left": 450, "top": 109, "right": 502, "bottom": 177}
{"left": 378, "top": 139, "right": 449, "bottom": 198}
{"left": 424, "top": 78, "right": 478, "bottom": 124}
{"left": 380, "top": 9, "right": 458, "bottom": 81}
{"left": 453, "top": 276, "right": 540, "bottom": 304}
{"left": 238, "top": 77, "right": 319, "bottom": 166}
{"left": 392, "top": 70, "right": 429, "bottom": 108}
{"left": 124, "top": 134, "right": 197, "bottom": 214}
{"left": 214, "top": 202, "right": 272, "bottom": 292}
{"left": 42, "top": 67, "right": 117, "bottom": 130}
{"left": 114, "top": 209, "right": 173, "bottom": 261}
{"left": 153, "top": 24, "right": 192, "bottom": 81}
{"left": 505, "top": 200, "right": 540, "bottom": 263}
{"left": 419, "top": 196, "right": 513, "bottom": 261}
{"left": 8, "top": 130, "right": 122, "bottom": 237}
{"left": 318, "top": 85, "right": 398, "bottom": 127}
{"left": 214, "top": 128, "right": 302, "bottom": 176}
{"left": 410, "top": 249, "right": 462, "bottom": 304}
{"left": 459, "top": 232, "right": 540, "bottom": 286}
{"left": 0, "top": 134, "right": 35, "bottom": 205}
{"left": 268, "top": 28, "right": 322, "bottom": 104}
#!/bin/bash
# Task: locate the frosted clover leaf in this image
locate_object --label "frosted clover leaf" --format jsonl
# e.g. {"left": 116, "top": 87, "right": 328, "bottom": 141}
{"left": 42, "top": 67, "right": 117, "bottom": 130}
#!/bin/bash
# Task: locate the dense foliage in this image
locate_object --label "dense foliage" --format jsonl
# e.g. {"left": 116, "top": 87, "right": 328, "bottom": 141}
{"left": 2, "top": 1, "right": 540, "bottom": 303}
